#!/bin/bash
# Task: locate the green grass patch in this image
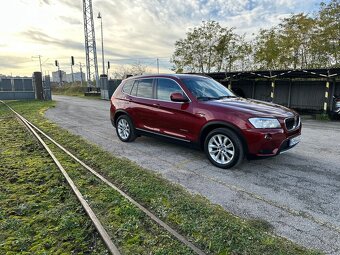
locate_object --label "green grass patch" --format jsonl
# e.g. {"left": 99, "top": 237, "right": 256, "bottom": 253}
{"left": 52, "top": 84, "right": 85, "bottom": 97}
{"left": 315, "top": 113, "right": 330, "bottom": 121}
{"left": 0, "top": 100, "right": 322, "bottom": 255}
{"left": 0, "top": 105, "right": 108, "bottom": 254}
{"left": 52, "top": 84, "right": 100, "bottom": 99}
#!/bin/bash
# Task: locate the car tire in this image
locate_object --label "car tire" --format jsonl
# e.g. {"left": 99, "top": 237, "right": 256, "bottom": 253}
{"left": 204, "top": 128, "right": 244, "bottom": 169}
{"left": 116, "top": 115, "right": 137, "bottom": 142}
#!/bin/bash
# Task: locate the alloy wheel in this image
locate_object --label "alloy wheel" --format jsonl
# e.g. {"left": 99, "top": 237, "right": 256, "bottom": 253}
{"left": 208, "top": 134, "right": 235, "bottom": 165}
{"left": 117, "top": 118, "right": 130, "bottom": 140}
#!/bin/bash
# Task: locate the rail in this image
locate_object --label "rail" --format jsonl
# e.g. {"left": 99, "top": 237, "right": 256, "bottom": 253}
{"left": 0, "top": 100, "right": 206, "bottom": 255}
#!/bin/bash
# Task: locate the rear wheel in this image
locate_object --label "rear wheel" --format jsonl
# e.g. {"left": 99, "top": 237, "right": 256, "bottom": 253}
{"left": 116, "top": 115, "right": 137, "bottom": 142}
{"left": 204, "top": 128, "right": 244, "bottom": 169}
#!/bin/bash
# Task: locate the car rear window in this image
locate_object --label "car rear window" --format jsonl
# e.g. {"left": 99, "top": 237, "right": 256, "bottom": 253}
{"left": 136, "top": 79, "right": 153, "bottom": 98}
{"left": 157, "top": 78, "right": 183, "bottom": 101}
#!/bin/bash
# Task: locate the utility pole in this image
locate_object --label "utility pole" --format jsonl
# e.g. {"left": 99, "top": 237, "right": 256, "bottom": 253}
{"left": 97, "top": 12, "right": 105, "bottom": 75}
{"left": 82, "top": 0, "right": 99, "bottom": 89}
{"left": 55, "top": 60, "right": 62, "bottom": 86}
{"left": 157, "top": 58, "right": 160, "bottom": 74}
{"left": 32, "top": 55, "right": 43, "bottom": 78}
{"left": 71, "top": 56, "right": 75, "bottom": 83}
{"left": 79, "top": 62, "right": 83, "bottom": 87}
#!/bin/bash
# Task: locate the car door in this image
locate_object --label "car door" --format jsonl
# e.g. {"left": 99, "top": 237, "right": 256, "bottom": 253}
{"left": 128, "top": 78, "right": 160, "bottom": 131}
{"left": 154, "top": 78, "right": 196, "bottom": 141}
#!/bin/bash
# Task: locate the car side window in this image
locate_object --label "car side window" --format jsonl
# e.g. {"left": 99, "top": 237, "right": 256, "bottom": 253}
{"left": 157, "top": 78, "right": 183, "bottom": 101}
{"left": 136, "top": 79, "right": 153, "bottom": 99}
{"left": 122, "top": 80, "right": 134, "bottom": 94}
{"left": 130, "top": 81, "right": 138, "bottom": 96}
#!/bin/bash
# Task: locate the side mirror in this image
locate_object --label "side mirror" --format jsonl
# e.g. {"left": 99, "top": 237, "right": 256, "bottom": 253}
{"left": 170, "top": 92, "right": 189, "bottom": 103}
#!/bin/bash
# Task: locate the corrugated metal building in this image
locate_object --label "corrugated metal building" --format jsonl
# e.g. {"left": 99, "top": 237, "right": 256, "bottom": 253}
{"left": 206, "top": 68, "right": 340, "bottom": 112}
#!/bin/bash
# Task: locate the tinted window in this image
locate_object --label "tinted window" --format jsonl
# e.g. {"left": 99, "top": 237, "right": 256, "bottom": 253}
{"left": 157, "top": 79, "right": 183, "bottom": 101}
{"left": 122, "top": 80, "right": 134, "bottom": 94}
{"left": 136, "top": 79, "right": 153, "bottom": 98}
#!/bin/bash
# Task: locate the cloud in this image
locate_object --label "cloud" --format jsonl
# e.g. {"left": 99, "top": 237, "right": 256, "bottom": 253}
{"left": 59, "top": 0, "right": 82, "bottom": 10}
{"left": 21, "top": 29, "right": 84, "bottom": 51}
{"left": 0, "top": 55, "right": 32, "bottom": 70}
{"left": 60, "top": 16, "right": 82, "bottom": 25}
{"left": 39, "top": 0, "right": 51, "bottom": 5}
{"left": 1, "top": 0, "right": 323, "bottom": 76}
{"left": 91, "top": 0, "right": 323, "bottom": 72}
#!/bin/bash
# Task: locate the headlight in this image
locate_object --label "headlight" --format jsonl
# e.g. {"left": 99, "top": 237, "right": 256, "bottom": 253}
{"left": 249, "top": 118, "right": 281, "bottom": 129}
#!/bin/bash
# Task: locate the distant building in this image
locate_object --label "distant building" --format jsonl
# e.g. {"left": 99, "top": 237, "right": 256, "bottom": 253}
{"left": 66, "top": 72, "right": 85, "bottom": 83}
{"left": 52, "top": 70, "right": 67, "bottom": 83}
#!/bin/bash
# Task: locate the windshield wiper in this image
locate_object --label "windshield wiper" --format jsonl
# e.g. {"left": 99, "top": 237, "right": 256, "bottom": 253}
{"left": 196, "top": 96, "right": 219, "bottom": 101}
{"left": 217, "top": 95, "right": 237, "bottom": 100}
{"left": 197, "top": 95, "right": 237, "bottom": 101}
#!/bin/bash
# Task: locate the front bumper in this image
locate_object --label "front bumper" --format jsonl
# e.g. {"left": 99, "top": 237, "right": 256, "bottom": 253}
{"left": 244, "top": 126, "right": 301, "bottom": 157}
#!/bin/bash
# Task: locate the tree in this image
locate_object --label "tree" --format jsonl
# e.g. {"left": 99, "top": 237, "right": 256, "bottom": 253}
{"left": 171, "top": 21, "right": 246, "bottom": 73}
{"left": 277, "top": 13, "right": 316, "bottom": 69}
{"left": 111, "top": 62, "right": 150, "bottom": 79}
{"left": 313, "top": 0, "right": 340, "bottom": 67}
{"left": 234, "top": 36, "right": 253, "bottom": 71}
{"left": 254, "top": 28, "right": 281, "bottom": 70}
{"left": 172, "top": 1, "right": 339, "bottom": 72}
{"left": 253, "top": 14, "right": 320, "bottom": 70}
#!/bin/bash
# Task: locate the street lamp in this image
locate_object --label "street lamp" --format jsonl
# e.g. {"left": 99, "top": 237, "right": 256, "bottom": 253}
{"left": 97, "top": 12, "right": 105, "bottom": 75}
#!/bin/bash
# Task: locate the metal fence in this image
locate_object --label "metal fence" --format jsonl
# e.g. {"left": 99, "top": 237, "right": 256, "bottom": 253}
{"left": 100, "top": 76, "right": 122, "bottom": 100}
{"left": 228, "top": 79, "right": 340, "bottom": 111}
{"left": 0, "top": 77, "right": 35, "bottom": 100}
{"left": 44, "top": 75, "right": 52, "bottom": 100}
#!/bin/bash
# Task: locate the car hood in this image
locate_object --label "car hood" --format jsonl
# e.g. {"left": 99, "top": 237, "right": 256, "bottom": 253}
{"left": 205, "top": 97, "right": 296, "bottom": 118}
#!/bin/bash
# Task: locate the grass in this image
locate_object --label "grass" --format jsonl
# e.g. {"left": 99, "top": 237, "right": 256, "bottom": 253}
{"left": 0, "top": 100, "right": 322, "bottom": 255}
{"left": 52, "top": 84, "right": 101, "bottom": 99}
{"left": 0, "top": 105, "right": 108, "bottom": 254}
{"left": 315, "top": 113, "right": 331, "bottom": 121}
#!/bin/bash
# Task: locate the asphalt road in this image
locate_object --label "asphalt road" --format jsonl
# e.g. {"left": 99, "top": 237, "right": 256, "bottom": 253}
{"left": 46, "top": 95, "right": 340, "bottom": 254}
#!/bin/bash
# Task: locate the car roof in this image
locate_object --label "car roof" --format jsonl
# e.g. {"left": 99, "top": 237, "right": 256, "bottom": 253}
{"left": 125, "top": 73, "right": 210, "bottom": 81}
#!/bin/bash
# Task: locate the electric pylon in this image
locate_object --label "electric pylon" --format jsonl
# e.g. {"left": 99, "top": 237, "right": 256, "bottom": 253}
{"left": 82, "top": 0, "right": 99, "bottom": 89}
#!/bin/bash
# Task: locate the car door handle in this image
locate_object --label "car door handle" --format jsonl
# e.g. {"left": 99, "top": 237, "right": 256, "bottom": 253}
{"left": 152, "top": 103, "right": 160, "bottom": 108}
{"left": 195, "top": 112, "right": 205, "bottom": 117}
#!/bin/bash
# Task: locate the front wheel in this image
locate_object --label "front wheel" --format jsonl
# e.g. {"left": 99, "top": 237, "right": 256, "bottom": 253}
{"left": 204, "top": 128, "right": 244, "bottom": 169}
{"left": 116, "top": 115, "right": 137, "bottom": 142}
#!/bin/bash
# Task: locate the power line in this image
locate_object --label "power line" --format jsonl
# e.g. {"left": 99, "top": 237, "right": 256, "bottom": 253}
{"left": 108, "top": 56, "right": 170, "bottom": 62}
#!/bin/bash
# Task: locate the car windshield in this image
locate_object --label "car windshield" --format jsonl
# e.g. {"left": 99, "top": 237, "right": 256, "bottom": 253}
{"left": 182, "top": 77, "right": 236, "bottom": 101}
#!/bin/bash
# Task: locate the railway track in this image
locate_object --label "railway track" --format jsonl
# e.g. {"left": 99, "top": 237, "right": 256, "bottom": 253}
{"left": 0, "top": 101, "right": 206, "bottom": 255}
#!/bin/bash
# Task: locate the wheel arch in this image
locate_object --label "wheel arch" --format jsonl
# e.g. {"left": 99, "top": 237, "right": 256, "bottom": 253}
{"left": 199, "top": 121, "right": 248, "bottom": 154}
{"left": 112, "top": 110, "right": 131, "bottom": 127}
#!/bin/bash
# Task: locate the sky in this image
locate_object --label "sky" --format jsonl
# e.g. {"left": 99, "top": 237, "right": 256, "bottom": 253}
{"left": 0, "top": 0, "right": 326, "bottom": 77}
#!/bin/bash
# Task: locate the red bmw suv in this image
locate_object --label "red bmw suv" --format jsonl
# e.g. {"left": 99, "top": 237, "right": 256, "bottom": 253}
{"left": 110, "top": 74, "right": 301, "bottom": 169}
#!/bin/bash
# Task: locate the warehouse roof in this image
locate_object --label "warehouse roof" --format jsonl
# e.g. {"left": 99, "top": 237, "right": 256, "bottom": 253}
{"left": 200, "top": 68, "right": 340, "bottom": 80}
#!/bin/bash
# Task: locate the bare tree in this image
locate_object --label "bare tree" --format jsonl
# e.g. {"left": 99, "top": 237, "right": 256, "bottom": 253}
{"left": 111, "top": 61, "right": 150, "bottom": 79}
